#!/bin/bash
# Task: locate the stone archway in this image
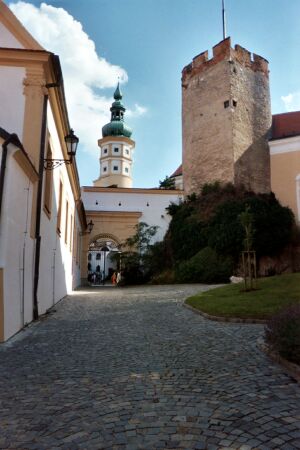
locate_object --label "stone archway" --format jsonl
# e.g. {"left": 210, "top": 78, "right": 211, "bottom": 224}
{"left": 87, "top": 234, "right": 121, "bottom": 284}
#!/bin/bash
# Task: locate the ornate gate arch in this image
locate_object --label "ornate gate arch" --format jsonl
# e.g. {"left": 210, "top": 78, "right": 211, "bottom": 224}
{"left": 87, "top": 234, "right": 121, "bottom": 284}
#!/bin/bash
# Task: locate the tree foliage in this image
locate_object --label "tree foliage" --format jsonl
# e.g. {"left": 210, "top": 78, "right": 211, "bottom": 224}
{"left": 165, "top": 184, "right": 295, "bottom": 267}
{"left": 159, "top": 175, "right": 175, "bottom": 190}
{"left": 121, "top": 222, "right": 159, "bottom": 284}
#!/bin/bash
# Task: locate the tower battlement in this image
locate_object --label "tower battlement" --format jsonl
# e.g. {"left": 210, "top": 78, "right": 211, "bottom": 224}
{"left": 182, "top": 37, "right": 269, "bottom": 83}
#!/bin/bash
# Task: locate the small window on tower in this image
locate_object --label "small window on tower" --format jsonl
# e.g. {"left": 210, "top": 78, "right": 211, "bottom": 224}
{"left": 114, "top": 147, "right": 119, "bottom": 153}
{"left": 233, "top": 100, "right": 237, "bottom": 107}
{"left": 103, "top": 167, "right": 107, "bottom": 172}
{"left": 103, "top": 148, "right": 108, "bottom": 154}
{"left": 125, "top": 149, "right": 129, "bottom": 155}
{"left": 125, "top": 167, "right": 129, "bottom": 173}
{"left": 224, "top": 100, "right": 230, "bottom": 108}
{"left": 113, "top": 165, "right": 118, "bottom": 171}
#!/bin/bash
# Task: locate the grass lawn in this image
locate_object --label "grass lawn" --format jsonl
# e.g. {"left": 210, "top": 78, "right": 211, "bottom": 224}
{"left": 185, "top": 273, "right": 300, "bottom": 320}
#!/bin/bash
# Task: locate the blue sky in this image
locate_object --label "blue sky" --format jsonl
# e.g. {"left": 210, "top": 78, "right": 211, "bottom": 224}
{"left": 8, "top": 0, "right": 300, "bottom": 188}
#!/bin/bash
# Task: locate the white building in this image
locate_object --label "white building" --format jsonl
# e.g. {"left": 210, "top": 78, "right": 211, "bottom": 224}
{"left": 0, "top": 1, "right": 86, "bottom": 341}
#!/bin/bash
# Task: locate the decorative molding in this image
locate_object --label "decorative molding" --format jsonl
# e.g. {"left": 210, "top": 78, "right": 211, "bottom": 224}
{"left": 90, "top": 233, "right": 121, "bottom": 247}
{"left": 82, "top": 186, "right": 184, "bottom": 195}
{"left": 86, "top": 210, "right": 142, "bottom": 219}
{"left": 0, "top": 1, "right": 43, "bottom": 50}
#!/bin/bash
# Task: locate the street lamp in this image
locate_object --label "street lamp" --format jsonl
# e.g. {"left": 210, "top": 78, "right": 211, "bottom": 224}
{"left": 79, "top": 219, "right": 94, "bottom": 236}
{"left": 101, "top": 245, "right": 109, "bottom": 285}
{"left": 44, "top": 128, "right": 79, "bottom": 170}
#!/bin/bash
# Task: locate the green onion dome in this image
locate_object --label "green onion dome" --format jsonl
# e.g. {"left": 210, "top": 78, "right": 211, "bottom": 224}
{"left": 102, "top": 83, "right": 132, "bottom": 138}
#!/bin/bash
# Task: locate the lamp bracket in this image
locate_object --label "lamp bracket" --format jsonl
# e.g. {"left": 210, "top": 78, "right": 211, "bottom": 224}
{"left": 43, "top": 158, "right": 72, "bottom": 170}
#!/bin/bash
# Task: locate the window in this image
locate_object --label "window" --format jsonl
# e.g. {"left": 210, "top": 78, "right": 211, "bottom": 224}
{"left": 114, "top": 147, "right": 119, "bottom": 153}
{"left": 57, "top": 180, "right": 63, "bottom": 235}
{"left": 96, "top": 253, "right": 101, "bottom": 260}
{"left": 103, "top": 167, "right": 107, "bottom": 172}
{"left": 44, "top": 144, "right": 53, "bottom": 215}
{"left": 125, "top": 167, "right": 129, "bottom": 173}
{"left": 88, "top": 253, "right": 92, "bottom": 261}
{"left": 65, "top": 200, "right": 69, "bottom": 244}
{"left": 125, "top": 149, "right": 129, "bottom": 155}
{"left": 224, "top": 100, "right": 230, "bottom": 108}
{"left": 113, "top": 165, "right": 118, "bottom": 171}
{"left": 103, "top": 148, "right": 108, "bottom": 154}
{"left": 233, "top": 100, "right": 237, "bottom": 107}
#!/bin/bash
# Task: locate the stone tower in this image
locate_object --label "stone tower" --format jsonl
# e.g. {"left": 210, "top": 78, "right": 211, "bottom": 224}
{"left": 93, "top": 84, "right": 135, "bottom": 188}
{"left": 182, "top": 37, "right": 271, "bottom": 196}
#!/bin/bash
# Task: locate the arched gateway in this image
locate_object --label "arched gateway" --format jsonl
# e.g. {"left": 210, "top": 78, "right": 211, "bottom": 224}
{"left": 87, "top": 234, "right": 121, "bottom": 284}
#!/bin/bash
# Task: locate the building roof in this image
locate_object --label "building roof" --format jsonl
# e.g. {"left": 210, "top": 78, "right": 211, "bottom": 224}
{"left": 272, "top": 111, "right": 300, "bottom": 140}
{"left": 170, "top": 164, "right": 182, "bottom": 178}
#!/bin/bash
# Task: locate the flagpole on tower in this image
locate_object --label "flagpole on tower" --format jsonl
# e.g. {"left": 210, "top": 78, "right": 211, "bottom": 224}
{"left": 222, "top": 0, "right": 227, "bottom": 40}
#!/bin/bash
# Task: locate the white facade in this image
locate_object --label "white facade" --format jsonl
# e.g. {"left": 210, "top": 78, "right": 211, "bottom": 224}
{"left": 82, "top": 187, "right": 183, "bottom": 243}
{"left": 0, "top": 3, "right": 85, "bottom": 341}
{"left": 94, "top": 138, "right": 135, "bottom": 189}
{"left": 0, "top": 66, "right": 26, "bottom": 137}
{"left": 0, "top": 139, "right": 36, "bottom": 338}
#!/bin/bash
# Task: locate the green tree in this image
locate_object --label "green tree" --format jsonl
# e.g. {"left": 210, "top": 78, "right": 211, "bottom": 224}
{"left": 121, "top": 222, "right": 159, "bottom": 284}
{"left": 124, "top": 222, "right": 158, "bottom": 255}
{"left": 159, "top": 175, "right": 175, "bottom": 190}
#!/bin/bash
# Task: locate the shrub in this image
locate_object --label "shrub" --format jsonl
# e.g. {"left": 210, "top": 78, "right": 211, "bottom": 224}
{"left": 265, "top": 304, "right": 300, "bottom": 365}
{"left": 175, "top": 247, "right": 233, "bottom": 284}
{"left": 150, "top": 269, "right": 176, "bottom": 284}
{"left": 201, "top": 181, "right": 221, "bottom": 196}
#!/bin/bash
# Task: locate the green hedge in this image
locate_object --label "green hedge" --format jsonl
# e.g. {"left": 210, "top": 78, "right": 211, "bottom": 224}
{"left": 175, "top": 247, "right": 233, "bottom": 284}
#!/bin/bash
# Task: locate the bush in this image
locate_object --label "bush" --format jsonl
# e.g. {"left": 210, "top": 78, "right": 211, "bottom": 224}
{"left": 265, "top": 304, "right": 300, "bottom": 365}
{"left": 150, "top": 269, "right": 176, "bottom": 284}
{"left": 207, "top": 193, "right": 295, "bottom": 260}
{"left": 175, "top": 247, "right": 233, "bottom": 284}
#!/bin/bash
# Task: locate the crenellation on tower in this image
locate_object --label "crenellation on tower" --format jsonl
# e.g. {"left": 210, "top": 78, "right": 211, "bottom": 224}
{"left": 182, "top": 38, "right": 269, "bottom": 88}
{"left": 182, "top": 37, "right": 271, "bottom": 196}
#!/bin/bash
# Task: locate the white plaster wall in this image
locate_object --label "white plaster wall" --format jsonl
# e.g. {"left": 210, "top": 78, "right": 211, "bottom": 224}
{"left": 72, "top": 210, "right": 82, "bottom": 289}
{"left": 0, "top": 66, "right": 25, "bottom": 137}
{"left": 0, "top": 143, "right": 35, "bottom": 340}
{"left": 0, "top": 22, "right": 24, "bottom": 48}
{"left": 82, "top": 190, "right": 184, "bottom": 242}
{"left": 38, "top": 104, "right": 80, "bottom": 315}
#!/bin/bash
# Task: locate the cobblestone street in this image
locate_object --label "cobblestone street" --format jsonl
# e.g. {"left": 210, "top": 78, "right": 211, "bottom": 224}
{"left": 0, "top": 285, "right": 299, "bottom": 450}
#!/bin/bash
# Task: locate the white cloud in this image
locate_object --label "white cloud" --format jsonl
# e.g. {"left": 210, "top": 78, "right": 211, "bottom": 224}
{"left": 127, "top": 103, "right": 148, "bottom": 118}
{"left": 9, "top": 2, "right": 146, "bottom": 153}
{"left": 281, "top": 92, "right": 300, "bottom": 112}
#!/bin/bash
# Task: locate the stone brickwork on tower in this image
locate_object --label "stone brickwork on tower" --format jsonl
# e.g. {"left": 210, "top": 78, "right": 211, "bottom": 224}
{"left": 182, "top": 37, "right": 271, "bottom": 196}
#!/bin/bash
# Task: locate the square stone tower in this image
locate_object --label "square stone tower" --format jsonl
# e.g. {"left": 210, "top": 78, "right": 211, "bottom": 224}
{"left": 182, "top": 37, "right": 271, "bottom": 196}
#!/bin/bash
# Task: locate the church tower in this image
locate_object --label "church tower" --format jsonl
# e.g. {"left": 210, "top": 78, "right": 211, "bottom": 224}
{"left": 94, "top": 84, "right": 135, "bottom": 188}
{"left": 182, "top": 37, "right": 271, "bottom": 196}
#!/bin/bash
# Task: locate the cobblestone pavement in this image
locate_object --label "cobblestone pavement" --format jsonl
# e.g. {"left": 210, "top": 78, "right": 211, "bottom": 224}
{"left": 0, "top": 285, "right": 300, "bottom": 450}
